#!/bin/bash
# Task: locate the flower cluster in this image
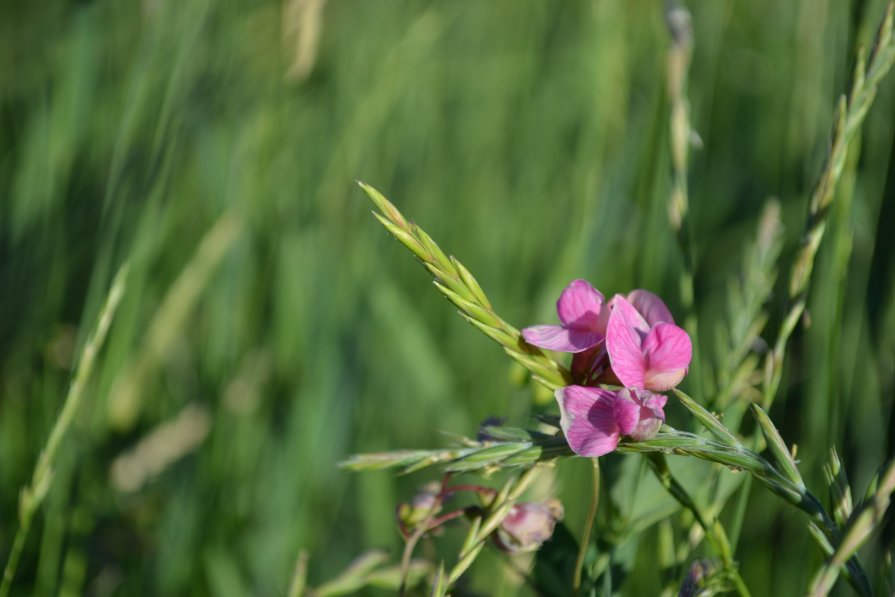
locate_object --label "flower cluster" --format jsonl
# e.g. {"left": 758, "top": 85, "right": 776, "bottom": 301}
{"left": 523, "top": 280, "right": 692, "bottom": 457}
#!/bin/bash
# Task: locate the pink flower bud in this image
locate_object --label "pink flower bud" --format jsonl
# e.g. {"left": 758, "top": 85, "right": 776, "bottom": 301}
{"left": 493, "top": 499, "right": 564, "bottom": 554}
{"left": 396, "top": 483, "right": 442, "bottom": 537}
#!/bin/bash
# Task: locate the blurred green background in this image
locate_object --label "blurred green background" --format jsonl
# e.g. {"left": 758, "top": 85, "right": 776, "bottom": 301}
{"left": 2, "top": 0, "right": 894, "bottom": 594}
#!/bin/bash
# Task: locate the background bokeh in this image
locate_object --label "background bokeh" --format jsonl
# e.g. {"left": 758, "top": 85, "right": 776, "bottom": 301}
{"left": 1, "top": 0, "right": 894, "bottom": 594}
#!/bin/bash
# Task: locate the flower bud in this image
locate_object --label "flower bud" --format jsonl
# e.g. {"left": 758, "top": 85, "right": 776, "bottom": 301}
{"left": 396, "top": 483, "right": 442, "bottom": 537}
{"left": 493, "top": 499, "right": 564, "bottom": 554}
{"left": 679, "top": 559, "right": 720, "bottom": 597}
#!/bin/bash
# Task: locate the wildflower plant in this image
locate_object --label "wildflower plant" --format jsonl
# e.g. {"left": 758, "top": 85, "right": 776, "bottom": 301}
{"left": 336, "top": 2, "right": 895, "bottom": 595}
{"left": 3, "top": 1, "right": 895, "bottom": 596}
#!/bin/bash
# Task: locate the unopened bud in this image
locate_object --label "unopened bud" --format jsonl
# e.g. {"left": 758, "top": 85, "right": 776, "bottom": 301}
{"left": 396, "top": 483, "right": 442, "bottom": 537}
{"left": 679, "top": 559, "right": 721, "bottom": 597}
{"left": 493, "top": 499, "right": 563, "bottom": 554}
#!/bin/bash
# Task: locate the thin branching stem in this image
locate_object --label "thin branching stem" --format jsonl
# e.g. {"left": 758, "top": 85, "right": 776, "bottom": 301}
{"left": 439, "top": 467, "right": 540, "bottom": 593}
{"left": 398, "top": 475, "right": 450, "bottom": 596}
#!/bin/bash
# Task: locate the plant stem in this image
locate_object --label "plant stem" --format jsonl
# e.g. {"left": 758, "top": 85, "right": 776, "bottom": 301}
{"left": 0, "top": 264, "right": 129, "bottom": 597}
{"left": 665, "top": 0, "right": 705, "bottom": 400}
{"left": 399, "top": 476, "right": 450, "bottom": 596}
{"left": 574, "top": 458, "right": 600, "bottom": 594}
{"left": 359, "top": 182, "right": 572, "bottom": 391}
{"left": 287, "top": 550, "right": 309, "bottom": 597}
{"left": 442, "top": 467, "right": 540, "bottom": 590}
{"left": 764, "top": 0, "right": 895, "bottom": 408}
{"left": 645, "top": 454, "right": 750, "bottom": 596}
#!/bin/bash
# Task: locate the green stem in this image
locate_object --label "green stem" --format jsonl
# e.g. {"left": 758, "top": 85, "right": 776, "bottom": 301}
{"left": 0, "top": 264, "right": 128, "bottom": 597}
{"left": 664, "top": 1, "right": 706, "bottom": 401}
{"left": 0, "top": 515, "right": 31, "bottom": 597}
{"left": 399, "top": 476, "right": 450, "bottom": 596}
{"left": 574, "top": 458, "right": 600, "bottom": 594}
{"left": 645, "top": 454, "right": 750, "bottom": 596}
{"left": 444, "top": 467, "right": 540, "bottom": 589}
{"left": 764, "top": 1, "right": 895, "bottom": 408}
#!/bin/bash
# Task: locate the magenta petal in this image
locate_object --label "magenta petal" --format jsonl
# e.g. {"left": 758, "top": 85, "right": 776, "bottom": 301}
{"left": 627, "top": 289, "right": 675, "bottom": 326}
{"left": 611, "top": 295, "right": 650, "bottom": 335}
{"left": 642, "top": 322, "right": 692, "bottom": 391}
{"left": 613, "top": 394, "right": 640, "bottom": 436}
{"left": 623, "top": 388, "right": 667, "bottom": 440}
{"left": 522, "top": 325, "right": 601, "bottom": 353}
{"left": 644, "top": 392, "right": 668, "bottom": 410}
{"left": 555, "top": 386, "right": 620, "bottom": 457}
{"left": 556, "top": 280, "right": 605, "bottom": 332}
{"left": 605, "top": 296, "right": 649, "bottom": 389}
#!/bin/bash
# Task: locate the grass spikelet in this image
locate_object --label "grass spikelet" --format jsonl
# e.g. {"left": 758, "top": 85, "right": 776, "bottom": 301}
{"left": 809, "top": 459, "right": 895, "bottom": 596}
{"left": 716, "top": 200, "right": 782, "bottom": 408}
{"left": 765, "top": 0, "right": 895, "bottom": 406}
{"left": 359, "top": 181, "right": 572, "bottom": 390}
{"left": 824, "top": 448, "right": 854, "bottom": 528}
{"left": 673, "top": 389, "right": 741, "bottom": 447}
{"left": 750, "top": 403, "right": 804, "bottom": 490}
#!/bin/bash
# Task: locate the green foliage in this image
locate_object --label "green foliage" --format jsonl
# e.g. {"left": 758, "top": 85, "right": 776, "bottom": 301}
{"left": 2, "top": 0, "right": 895, "bottom": 595}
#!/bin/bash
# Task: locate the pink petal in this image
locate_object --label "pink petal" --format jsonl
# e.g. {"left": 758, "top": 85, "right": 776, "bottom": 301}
{"left": 627, "top": 289, "right": 675, "bottom": 326}
{"left": 556, "top": 280, "right": 605, "bottom": 332}
{"left": 610, "top": 295, "right": 650, "bottom": 335}
{"left": 555, "top": 386, "right": 620, "bottom": 457}
{"left": 643, "top": 392, "right": 668, "bottom": 410}
{"left": 522, "top": 325, "right": 602, "bottom": 353}
{"left": 605, "top": 296, "right": 649, "bottom": 389}
{"left": 623, "top": 388, "right": 667, "bottom": 440}
{"left": 613, "top": 393, "right": 640, "bottom": 436}
{"left": 641, "top": 322, "right": 692, "bottom": 391}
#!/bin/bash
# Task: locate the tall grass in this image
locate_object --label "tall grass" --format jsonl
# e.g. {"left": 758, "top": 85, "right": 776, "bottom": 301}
{"left": 1, "top": 0, "right": 894, "bottom": 594}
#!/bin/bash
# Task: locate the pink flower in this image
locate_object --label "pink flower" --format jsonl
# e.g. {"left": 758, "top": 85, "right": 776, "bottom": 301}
{"left": 555, "top": 385, "right": 666, "bottom": 457}
{"left": 493, "top": 499, "right": 564, "bottom": 554}
{"left": 605, "top": 291, "right": 692, "bottom": 392}
{"left": 521, "top": 279, "right": 607, "bottom": 353}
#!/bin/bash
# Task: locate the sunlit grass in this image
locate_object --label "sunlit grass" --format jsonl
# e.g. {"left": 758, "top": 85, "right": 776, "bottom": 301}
{"left": 1, "top": 0, "right": 894, "bottom": 594}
